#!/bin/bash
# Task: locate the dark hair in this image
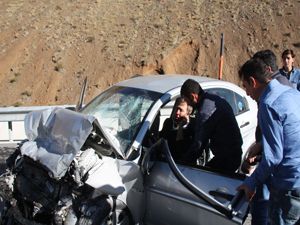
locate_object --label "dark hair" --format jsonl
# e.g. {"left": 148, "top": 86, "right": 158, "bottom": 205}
{"left": 180, "top": 79, "right": 204, "bottom": 97}
{"left": 238, "top": 58, "right": 272, "bottom": 84}
{"left": 282, "top": 49, "right": 295, "bottom": 58}
{"left": 252, "top": 49, "right": 278, "bottom": 71}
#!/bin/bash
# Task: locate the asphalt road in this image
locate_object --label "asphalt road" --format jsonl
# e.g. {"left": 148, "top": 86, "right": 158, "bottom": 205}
{"left": 0, "top": 144, "right": 252, "bottom": 224}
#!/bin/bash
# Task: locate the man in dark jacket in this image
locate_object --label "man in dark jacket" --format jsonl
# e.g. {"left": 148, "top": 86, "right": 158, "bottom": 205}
{"left": 160, "top": 97, "right": 194, "bottom": 164}
{"left": 180, "top": 79, "right": 243, "bottom": 172}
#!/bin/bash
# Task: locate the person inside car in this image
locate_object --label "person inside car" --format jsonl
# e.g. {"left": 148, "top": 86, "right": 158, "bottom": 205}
{"left": 180, "top": 79, "right": 243, "bottom": 173}
{"left": 160, "top": 96, "right": 194, "bottom": 164}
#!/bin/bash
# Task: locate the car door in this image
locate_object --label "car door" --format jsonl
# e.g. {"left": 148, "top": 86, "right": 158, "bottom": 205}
{"left": 142, "top": 142, "right": 249, "bottom": 225}
{"left": 141, "top": 95, "right": 249, "bottom": 225}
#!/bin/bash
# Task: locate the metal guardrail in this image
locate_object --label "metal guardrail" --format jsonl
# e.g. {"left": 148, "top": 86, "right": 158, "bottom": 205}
{"left": 0, "top": 105, "right": 75, "bottom": 143}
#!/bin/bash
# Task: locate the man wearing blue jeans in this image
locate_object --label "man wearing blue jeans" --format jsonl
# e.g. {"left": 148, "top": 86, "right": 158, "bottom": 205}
{"left": 238, "top": 58, "right": 300, "bottom": 225}
{"left": 242, "top": 121, "right": 271, "bottom": 225}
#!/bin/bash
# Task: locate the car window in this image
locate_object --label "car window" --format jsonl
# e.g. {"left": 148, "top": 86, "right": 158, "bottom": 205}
{"left": 234, "top": 92, "right": 249, "bottom": 115}
{"left": 155, "top": 89, "right": 250, "bottom": 168}
{"left": 206, "top": 88, "right": 249, "bottom": 115}
{"left": 158, "top": 88, "right": 250, "bottom": 127}
{"left": 81, "top": 86, "right": 161, "bottom": 154}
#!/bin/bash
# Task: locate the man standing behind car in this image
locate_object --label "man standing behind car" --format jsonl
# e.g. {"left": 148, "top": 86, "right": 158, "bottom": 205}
{"left": 279, "top": 49, "right": 300, "bottom": 91}
{"left": 180, "top": 79, "right": 243, "bottom": 173}
{"left": 238, "top": 58, "right": 300, "bottom": 225}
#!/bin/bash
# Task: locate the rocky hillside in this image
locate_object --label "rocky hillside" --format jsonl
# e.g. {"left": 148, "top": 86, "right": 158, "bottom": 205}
{"left": 0, "top": 0, "right": 300, "bottom": 106}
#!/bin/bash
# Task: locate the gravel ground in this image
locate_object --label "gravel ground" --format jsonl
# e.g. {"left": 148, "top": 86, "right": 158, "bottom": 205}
{"left": 0, "top": 144, "right": 251, "bottom": 224}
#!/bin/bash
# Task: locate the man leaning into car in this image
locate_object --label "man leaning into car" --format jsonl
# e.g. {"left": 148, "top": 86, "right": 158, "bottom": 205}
{"left": 180, "top": 79, "right": 243, "bottom": 173}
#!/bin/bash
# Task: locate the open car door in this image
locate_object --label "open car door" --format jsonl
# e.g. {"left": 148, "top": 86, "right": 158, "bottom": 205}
{"left": 143, "top": 139, "right": 249, "bottom": 225}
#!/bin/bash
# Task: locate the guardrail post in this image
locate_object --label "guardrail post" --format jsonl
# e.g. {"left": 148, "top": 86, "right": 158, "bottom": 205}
{"left": 8, "top": 121, "right": 13, "bottom": 142}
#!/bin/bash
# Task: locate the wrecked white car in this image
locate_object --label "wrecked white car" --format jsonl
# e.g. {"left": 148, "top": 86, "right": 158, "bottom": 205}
{"left": 0, "top": 75, "right": 257, "bottom": 225}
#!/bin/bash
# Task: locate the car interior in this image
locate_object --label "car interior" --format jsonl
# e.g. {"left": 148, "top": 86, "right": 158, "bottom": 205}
{"left": 142, "top": 88, "right": 249, "bottom": 176}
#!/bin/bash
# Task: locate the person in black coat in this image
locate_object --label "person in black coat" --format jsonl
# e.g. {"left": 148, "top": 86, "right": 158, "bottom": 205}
{"left": 180, "top": 79, "right": 243, "bottom": 173}
{"left": 160, "top": 97, "right": 194, "bottom": 164}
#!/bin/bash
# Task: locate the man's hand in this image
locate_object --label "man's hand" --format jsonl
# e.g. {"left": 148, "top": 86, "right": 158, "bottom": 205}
{"left": 247, "top": 142, "right": 262, "bottom": 158}
{"left": 174, "top": 116, "right": 188, "bottom": 127}
{"left": 241, "top": 142, "right": 262, "bottom": 174}
{"left": 237, "top": 184, "right": 255, "bottom": 201}
{"left": 241, "top": 160, "right": 256, "bottom": 174}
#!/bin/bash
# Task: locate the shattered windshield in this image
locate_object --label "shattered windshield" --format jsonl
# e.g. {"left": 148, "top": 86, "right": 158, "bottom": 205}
{"left": 81, "top": 86, "right": 161, "bottom": 155}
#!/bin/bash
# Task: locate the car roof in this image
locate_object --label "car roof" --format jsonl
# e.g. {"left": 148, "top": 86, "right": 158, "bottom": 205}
{"left": 114, "top": 74, "right": 238, "bottom": 94}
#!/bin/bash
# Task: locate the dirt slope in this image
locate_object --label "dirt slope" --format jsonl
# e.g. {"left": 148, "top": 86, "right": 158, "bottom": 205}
{"left": 0, "top": 0, "right": 300, "bottom": 106}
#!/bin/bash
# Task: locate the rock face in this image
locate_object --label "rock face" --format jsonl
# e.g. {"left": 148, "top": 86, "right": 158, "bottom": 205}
{"left": 0, "top": 0, "right": 299, "bottom": 106}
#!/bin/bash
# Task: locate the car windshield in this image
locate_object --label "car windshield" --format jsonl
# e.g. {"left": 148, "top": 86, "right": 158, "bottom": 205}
{"left": 81, "top": 86, "right": 161, "bottom": 155}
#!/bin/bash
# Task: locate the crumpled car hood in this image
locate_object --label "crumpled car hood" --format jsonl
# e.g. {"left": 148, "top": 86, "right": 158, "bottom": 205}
{"left": 21, "top": 107, "right": 95, "bottom": 179}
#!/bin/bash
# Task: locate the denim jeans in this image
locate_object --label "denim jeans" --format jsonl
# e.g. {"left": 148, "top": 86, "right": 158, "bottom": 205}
{"left": 269, "top": 188, "right": 300, "bottom": 225}
{"left": 251, "top": 184, "right": 270, "bottom": 225}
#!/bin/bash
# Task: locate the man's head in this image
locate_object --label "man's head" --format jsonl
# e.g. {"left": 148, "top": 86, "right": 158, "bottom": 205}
{"left": 172, "top": 97, "right": 193, "bottom": 124}
{"left": 238, "top": 58, "right": 272, "bottom": 102}
{"left": 281, "top": 49, "right": 296, "bottom": 71}
{"left": 252, "top": 49, "right": 278, "bottom": 73}
{"left": 180, "top": 79, "right": 204, "bottom": 105}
